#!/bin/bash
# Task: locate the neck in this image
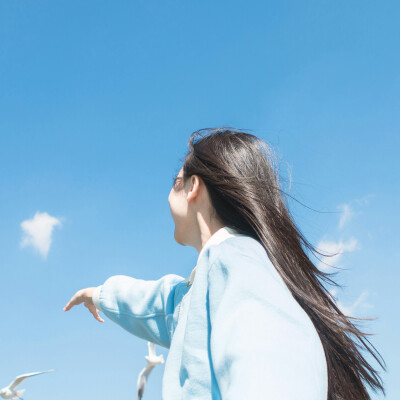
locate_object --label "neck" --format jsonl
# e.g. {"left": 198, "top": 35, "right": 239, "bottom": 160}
{"left": 194, "top": 215, "right": 226, "bottom": 253}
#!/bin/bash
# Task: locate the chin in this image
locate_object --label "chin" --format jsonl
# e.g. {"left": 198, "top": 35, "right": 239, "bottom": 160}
{"left": 173, "top": 226, "right": 186, "bottom": 246}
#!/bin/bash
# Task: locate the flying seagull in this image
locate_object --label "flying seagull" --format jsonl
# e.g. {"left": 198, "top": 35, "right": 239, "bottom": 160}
{"left": 0, "top": 369, "right": 54, "bottom": 399}
{"left": 137, "top": 342, "right": 164, "bottom": 400}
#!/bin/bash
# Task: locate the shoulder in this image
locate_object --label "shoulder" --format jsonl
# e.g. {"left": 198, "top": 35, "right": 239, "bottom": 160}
{"left": 205, "top": 235, "right": 314, "bottom": 330}
{"left": 207, "top": 234, "right": 268, "bottom": 273}
{"left": 208, "top": 234, "right": 265, "bottom": 265}
{"left": 206, "top": 234, "right": 288, "bottom": 292}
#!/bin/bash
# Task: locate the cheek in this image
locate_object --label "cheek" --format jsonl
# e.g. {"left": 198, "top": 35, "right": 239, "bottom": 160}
{"left": 169, "top": 191, "right": 187, "bottom": 219}
{"left": 168, "top": 191, "right": 179, "bottom": 216}
{"left": 168, "top": 190, "right": 173, "bottom": 207}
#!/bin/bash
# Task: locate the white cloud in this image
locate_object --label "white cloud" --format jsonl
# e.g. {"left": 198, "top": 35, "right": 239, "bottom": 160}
{"left": 317, "top": 237, "right": 358, "bottom": 271}
{"left": 337, "top": 194, "right": 374, "bottom": 230}
{"left": 338, "top": 203, "right": 354, "bottom": 229}
{"left": 322, "top": 197, "right": 374, "bottom": 318}
{"left": 20, "top": 211, "right": 62, "bottom": 259}
{"left": 329, "top": 289, "right": 373, "bottom": 317}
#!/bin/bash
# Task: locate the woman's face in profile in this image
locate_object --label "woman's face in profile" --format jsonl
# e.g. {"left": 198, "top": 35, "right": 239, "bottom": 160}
{"left": 168, "top": 167, "right": 190, "bottom": 244}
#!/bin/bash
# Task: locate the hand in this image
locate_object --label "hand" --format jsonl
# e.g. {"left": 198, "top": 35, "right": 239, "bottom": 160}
{"left": 63, "top": 287, "right": 104, "bottom": 323}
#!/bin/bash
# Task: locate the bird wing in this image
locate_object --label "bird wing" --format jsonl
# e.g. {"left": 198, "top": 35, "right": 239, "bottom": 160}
{"left": 11, "top": 389, "right": 26, "bottom": 399}
{"left": 147, "top": 341, "right": 156, "bottom": 357}
{"left": 9, "top": 369, "right": 54, "bottom": 390}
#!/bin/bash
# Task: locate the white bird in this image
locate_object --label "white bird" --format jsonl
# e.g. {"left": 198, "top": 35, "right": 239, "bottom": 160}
{"left": 0, "top": 369, "right": 54, "bottom": 399}
{"left": 136, "top": 342, "right": 164, "bottom": 400}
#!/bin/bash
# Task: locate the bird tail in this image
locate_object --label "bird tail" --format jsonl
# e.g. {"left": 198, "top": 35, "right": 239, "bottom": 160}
{"left": 13, "top": 389, "right": 25, "bottom": 399}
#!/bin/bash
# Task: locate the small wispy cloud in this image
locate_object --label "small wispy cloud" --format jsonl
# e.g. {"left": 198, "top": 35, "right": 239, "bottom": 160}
{"left": 322, "top": 196, "right": 374, "bottom": 317}
{"left": 354, "top": 193, "right": 374, "bottom": 206}
{"left": 329, "top": 289, "right": 373, "bottom": 317}
{"left": 20, "top": 211, "right": 62, "bottom": 259}
{"left": 317, "top": 237, "right": 358, "bottom": 271}
{"left": 338, "top": 203, "right": 354, "bottom": 229}
{"left": 337, "top": 194, "right": 374, "bottom": 230}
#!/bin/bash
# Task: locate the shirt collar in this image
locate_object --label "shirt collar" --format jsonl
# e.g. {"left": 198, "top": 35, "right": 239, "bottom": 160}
{"left": 186, "top": 226, "right": 242, "bottom": 287}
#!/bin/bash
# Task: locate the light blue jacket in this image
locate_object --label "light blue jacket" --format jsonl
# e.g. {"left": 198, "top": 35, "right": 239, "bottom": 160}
{"left": 93, "top": 227, "right": 328, "bottom": 399}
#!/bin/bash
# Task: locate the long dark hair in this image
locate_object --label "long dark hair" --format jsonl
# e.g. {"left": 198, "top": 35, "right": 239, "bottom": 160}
{"left": 176, "top": 127, "right": 385, "bottom": 400}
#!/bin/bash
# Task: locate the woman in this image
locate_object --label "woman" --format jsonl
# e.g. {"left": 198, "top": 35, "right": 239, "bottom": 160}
{"left": 64, "top": 127, "right": 385, "bottom": 399}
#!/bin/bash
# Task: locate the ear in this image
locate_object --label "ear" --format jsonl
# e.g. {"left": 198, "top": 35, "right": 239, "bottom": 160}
{"left": 187, "top": 175, "right": 202, "bottom": 202}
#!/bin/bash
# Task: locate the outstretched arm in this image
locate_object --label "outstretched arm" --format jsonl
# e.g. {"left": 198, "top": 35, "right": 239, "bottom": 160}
{"left": 64, "top": 274, "right": 186, "bottom": 348}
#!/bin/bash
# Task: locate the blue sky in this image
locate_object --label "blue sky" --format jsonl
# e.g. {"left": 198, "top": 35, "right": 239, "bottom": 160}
{"left": 0, "top": 1, "right": 398, "bottom": 399}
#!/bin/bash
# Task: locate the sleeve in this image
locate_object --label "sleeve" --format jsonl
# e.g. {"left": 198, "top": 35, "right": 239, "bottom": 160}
{"left": 92, "top": 285, "right": 102, "bottom": 311}
{"left": 207, "top": 253, "right": 326, "bottom": 399}
{"left": 96, "top": 274, "right": 186, "bottom": 349}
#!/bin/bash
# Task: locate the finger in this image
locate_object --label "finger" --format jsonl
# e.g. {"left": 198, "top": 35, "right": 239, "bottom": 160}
{"left": 63, "top": 291, "right": 83, "bottom": 311}
{"left": 63, "top": 297, "right": 79, "bottom": 311}
{"left": 63, "top": 298, "right": 76, "bottom": 311}
{"left": 87, "top": 303, "right": 104, "bottom": 323}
